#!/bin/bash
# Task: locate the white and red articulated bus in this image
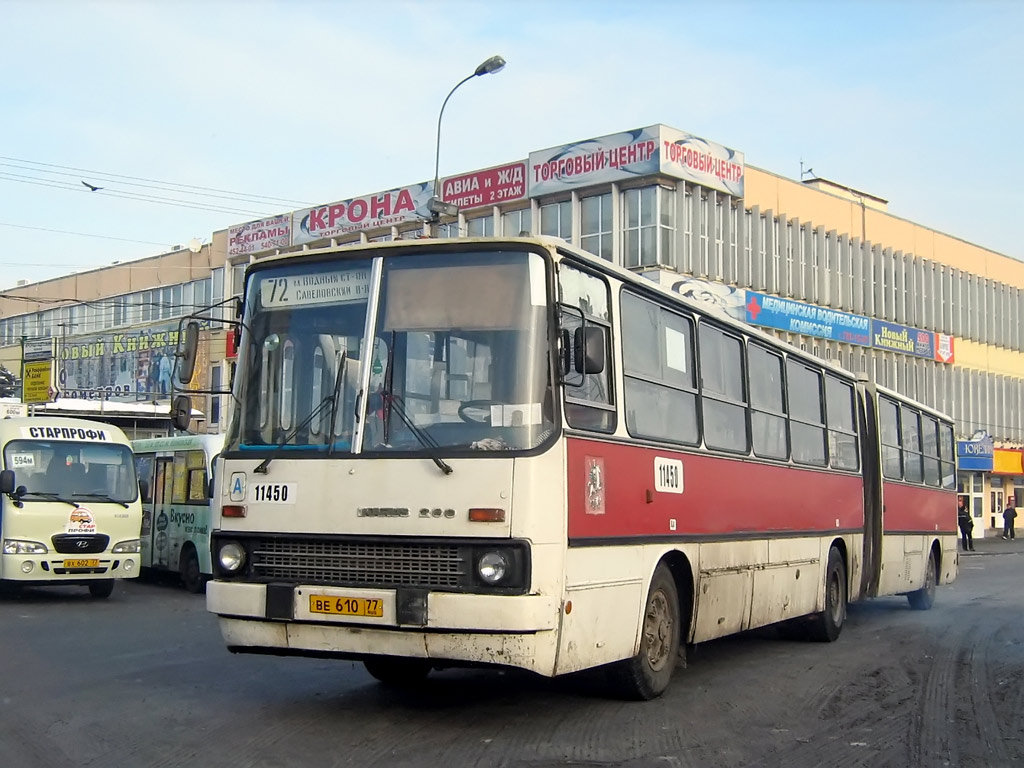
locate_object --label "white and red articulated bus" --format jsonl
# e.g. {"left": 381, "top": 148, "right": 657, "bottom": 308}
{"left": 186, "top": 236, "right": 957, "bottom": 699}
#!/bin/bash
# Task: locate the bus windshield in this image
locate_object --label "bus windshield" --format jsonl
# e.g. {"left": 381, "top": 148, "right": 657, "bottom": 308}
{"left": 3, "top": 440, "right": 139, "bottom": 503}
{"left": 232, "top": 249, "right": 554, "bottom": 456}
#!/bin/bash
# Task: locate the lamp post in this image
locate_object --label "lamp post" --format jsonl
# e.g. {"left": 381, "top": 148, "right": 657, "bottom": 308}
{"left": 427, "top": 55, "right": 507, "bottom": 236}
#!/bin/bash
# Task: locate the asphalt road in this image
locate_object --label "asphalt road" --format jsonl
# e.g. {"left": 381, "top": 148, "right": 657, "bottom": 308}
{"left": 2, "top": 541, "right": 1022, "bottom": 768}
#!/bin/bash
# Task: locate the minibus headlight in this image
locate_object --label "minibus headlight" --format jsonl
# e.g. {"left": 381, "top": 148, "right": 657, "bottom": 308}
{"left": 3, "top": 539, "right": 47, "bottom": 555}
{"left": 477, "top": 551, "right": 510, "bottom": 585}
{"left": 112, "top": 539, "right": 141, "bottom": 554}
{"left": 218, "top": 541, "right": 246, "bottom": 573}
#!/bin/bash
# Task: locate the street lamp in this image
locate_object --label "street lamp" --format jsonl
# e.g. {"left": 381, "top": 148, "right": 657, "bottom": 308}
{"left": 428, "top": 55, "right": 507, "bottom": 234}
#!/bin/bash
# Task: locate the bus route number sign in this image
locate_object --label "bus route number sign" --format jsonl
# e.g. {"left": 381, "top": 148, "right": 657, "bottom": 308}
{"left": 654, "top": 457, "right": 684, "bottom": 494}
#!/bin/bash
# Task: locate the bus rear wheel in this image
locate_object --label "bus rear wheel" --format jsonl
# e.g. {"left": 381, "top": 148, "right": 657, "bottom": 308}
{"left": 907, "top": 549, "right": 937, "bottom": 611}
{"left": 179, "top": 546, "right": 204, "bottom": 594}
{"left": 88, "top": 579, "right": 115, "bottom": 599}
{"left": 607, "top": 564, "right": 681, "bottom": 700}
{"left": 363, "top": 657, "right": 433, "bottom": 686}
{"left": 806, "top": 547, "right": 846, "bottom": 642}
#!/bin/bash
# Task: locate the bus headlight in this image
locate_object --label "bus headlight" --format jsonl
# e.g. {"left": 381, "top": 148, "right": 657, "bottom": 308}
{"left": 112, "top": 539, "right": 141, "bottom": 554}
{"left": 3, "top": 539, "right": 47, "bottom": 555}
{"left": 477, "top": 551, "right": 510, "bottom": 585}
{"left": 218, "top": 541, "right": 246, "bottom": 573}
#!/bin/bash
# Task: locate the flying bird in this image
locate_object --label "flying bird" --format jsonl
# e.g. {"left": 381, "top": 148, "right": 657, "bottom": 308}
{"left": 81, "top": 180, "right": 103, "bottom": 192}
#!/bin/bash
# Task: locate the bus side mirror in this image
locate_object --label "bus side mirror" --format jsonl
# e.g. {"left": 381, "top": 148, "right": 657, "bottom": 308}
{"left": 0, "top": 469, "right": 14, "bottom": 495}
{"left": 574, "top": 326, "right": 606, "bottom": 375}
{"left": 171, "top": 395, "right": 192, "bottom": 432}
{"left": 176, "top": 321, "right": 201, "bottom": 386}
{"left": 138, "top": 479, "right": 150, "bottom": 502}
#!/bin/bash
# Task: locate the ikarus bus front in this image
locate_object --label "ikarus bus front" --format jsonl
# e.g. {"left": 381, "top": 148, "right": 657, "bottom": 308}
{"left": 0, "top": 417, "right": 142, "bottom": 598}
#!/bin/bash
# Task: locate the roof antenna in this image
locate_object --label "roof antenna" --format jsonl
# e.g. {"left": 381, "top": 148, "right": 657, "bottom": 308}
{"left": 800, "top": 160, "right": 815, "bottom": 181}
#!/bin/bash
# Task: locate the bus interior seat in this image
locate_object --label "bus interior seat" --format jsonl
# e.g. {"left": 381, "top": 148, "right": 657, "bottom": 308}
{"left": 85, "top": 465, "right": 107, "bottom": 492}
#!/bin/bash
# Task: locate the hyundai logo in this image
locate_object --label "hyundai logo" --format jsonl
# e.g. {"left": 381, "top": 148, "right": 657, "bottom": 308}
{"left": 75, "top": 540, "right": 89, "bottom": 550}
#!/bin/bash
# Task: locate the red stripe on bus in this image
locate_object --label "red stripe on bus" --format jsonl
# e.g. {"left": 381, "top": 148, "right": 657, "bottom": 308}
{"left": 567, "top": 437, "right": 865, "bottom": 539}
{"left": 881, "top": 481, "right": 956, "bottom": 533}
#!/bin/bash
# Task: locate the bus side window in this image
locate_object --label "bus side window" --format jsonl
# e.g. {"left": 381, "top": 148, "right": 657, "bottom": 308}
{"left": 559, "top": 262, "right": 615, "bottom": 434}
{"left": 135, "top": 455, "right": 155, "bottom": 503}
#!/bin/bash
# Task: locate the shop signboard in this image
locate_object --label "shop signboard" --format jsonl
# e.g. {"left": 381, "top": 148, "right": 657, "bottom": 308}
{"left": 529, "top": 126, "right": 661, "bottom": 197}
{"left": 744, "top": 291, "right": 872, "bottom": 346}
{"left": 872, "top": 320, "right": 956, "bottom": 363}
{"left": 22, "top": 360, "right": 52, "bottom": 404}
{"left": 227, "top": 214, "right": 291, "bottom": 256}
{"left": 293, "top": 183, "right": 432, "bottom": 244}
{"left": 440, "top": 161, "right": 527, "bottom": 211}
{"left": 659, "top": 125, "right": 744, "bottom": 197}
{"left": 958, "top": 435, "right": 995, "bottom": 471}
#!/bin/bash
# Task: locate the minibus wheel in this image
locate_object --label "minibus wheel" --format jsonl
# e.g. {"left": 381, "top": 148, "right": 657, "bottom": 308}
{"left": 88, "top": 580, "right": 115, "bottom": 599}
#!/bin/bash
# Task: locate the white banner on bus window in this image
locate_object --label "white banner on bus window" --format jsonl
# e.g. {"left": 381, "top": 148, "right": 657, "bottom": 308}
{"left": 20, "top": 426, "right": 112, "bottom": 441}
{"left": 259, "top": 269, "right": 371, "bottom": 309}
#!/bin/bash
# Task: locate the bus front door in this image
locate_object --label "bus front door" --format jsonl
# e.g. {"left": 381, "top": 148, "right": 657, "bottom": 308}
{"left": 152, "top": 457, "right": 174, "bottom": 569}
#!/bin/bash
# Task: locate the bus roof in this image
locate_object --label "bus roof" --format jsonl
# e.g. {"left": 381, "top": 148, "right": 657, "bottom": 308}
{"left": 132, "top": 433, "right": 225, "bottom": 454}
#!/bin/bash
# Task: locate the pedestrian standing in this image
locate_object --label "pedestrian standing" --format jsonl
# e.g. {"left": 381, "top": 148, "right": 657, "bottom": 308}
{"left": 1003, "top": 502, "right": 1017, "bottom": 540}
{"left": 957, "top": 496, "right": 975, "bottom": 551}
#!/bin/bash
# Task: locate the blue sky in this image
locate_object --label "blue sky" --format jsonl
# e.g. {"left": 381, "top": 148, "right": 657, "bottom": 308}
{"left": 1, "top": 0, "right": 1021, "bottom": 290}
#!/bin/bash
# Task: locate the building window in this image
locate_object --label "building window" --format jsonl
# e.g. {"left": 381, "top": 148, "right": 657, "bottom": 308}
{"left": 467, "top": 215, "right": 494, "bottom": 237}
{"left": 501, "top": 207, "right": 532, "bottom": 236}
{"left": 231, "top": 263, "right": 247, "bottom": 298}
{"left": 438, "top": 221, "right": 461, "bottom": 238}
{"left": 581, "top": 193, "right": 612, "bottom": 261}
{"left": 623, "top": 186, "right": 675, "bottom": 268}
{"left": 540, "top": 200, "right": 572, "bottom": 240}
{"left": 211, "top": 267, "right": 225, "bottom": 320}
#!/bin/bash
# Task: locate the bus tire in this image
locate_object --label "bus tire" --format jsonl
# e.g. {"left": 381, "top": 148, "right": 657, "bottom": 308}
{"left": 88, "top": 579, "right": 115, "bottom": 599}
{"left": 179, "top": 546, "right": 204, "bottom": 594}
{"left": 607, "top": 564, "right": 681, "bottom": 700}
{"left": 907, "top": 549, "right": 937, "bottom": 611}
{"left": 806, "top": 547, "right": 846, "bottom": 642}
{"left": 363, "top": 657, "right": 432, "bottom": 686}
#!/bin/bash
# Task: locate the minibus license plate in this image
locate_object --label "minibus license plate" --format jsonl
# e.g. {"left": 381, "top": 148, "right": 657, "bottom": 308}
{"left": 63, "top": 559, "right": 99, "bottom": 568}
{"left": 309, "top": 595, "right": 383, "bottom": 618}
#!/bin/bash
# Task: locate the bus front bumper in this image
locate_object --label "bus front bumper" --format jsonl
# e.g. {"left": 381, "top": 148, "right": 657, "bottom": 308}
{"left": 1, "top": 553, "right": 139, "bottom": 581}
{"left": 207, "top": 580, "right": 562, "bottom": 674}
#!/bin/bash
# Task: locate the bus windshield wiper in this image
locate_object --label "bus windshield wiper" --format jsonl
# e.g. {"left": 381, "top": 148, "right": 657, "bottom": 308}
{"left": 70, "top": 492, "right": 129, "bottom": 508}
{"left": 377, "top": 333, "right": 451, "bottom": 475}
{"left": 255, "top": 351, "right": 347, "bottom": 475}
{"left": 384, "top": 392, "right": 453, "bottom": 476}
{"left": 18, "top": 491, "right": 79, "bottom": 508}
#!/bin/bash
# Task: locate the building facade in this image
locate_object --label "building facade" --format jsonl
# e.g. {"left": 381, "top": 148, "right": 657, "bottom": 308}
{"left": 1, "top": 123, "right": 1021, "bottom": 526}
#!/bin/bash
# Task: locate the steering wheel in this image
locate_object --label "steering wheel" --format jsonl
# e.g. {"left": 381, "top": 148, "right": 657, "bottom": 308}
{"left": 457, "top": 399, "right": 499, "bottom": 424}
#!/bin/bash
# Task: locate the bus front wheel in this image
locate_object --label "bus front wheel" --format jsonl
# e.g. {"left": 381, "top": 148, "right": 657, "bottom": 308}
{"left": 88, "top": 580, "right": 115, "bottom": 599}
{"left": 363, "top": 657, "right": 433, "bottom": 686}
{"left": 607, "top": 564, "right": 681, "bottom": 700}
